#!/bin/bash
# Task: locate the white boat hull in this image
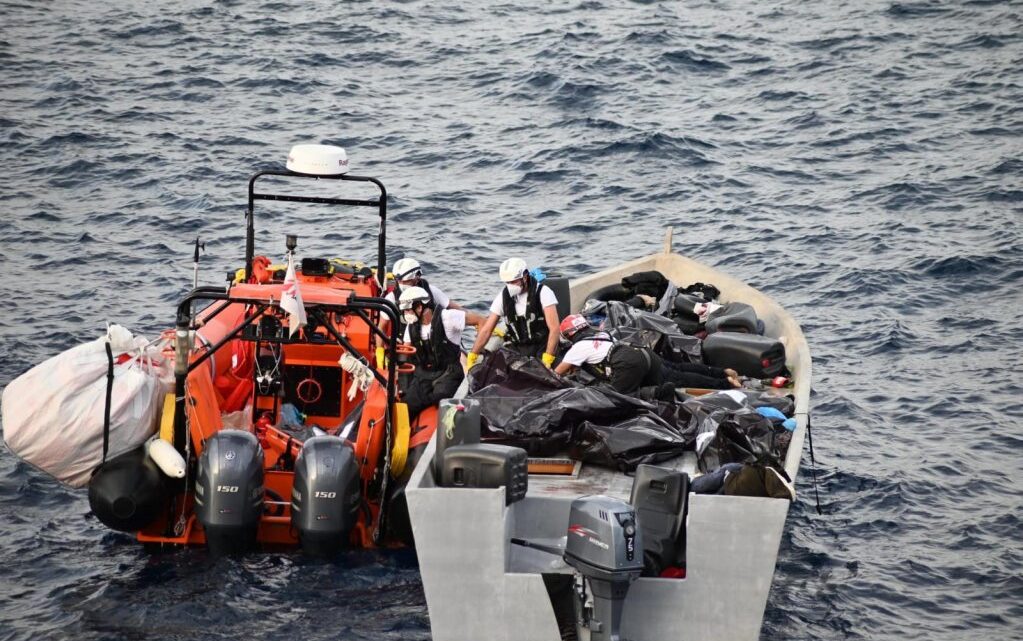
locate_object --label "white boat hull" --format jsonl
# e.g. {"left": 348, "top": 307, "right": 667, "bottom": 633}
{"left": 407, "top": 238, "right": 812, "bottom": 641}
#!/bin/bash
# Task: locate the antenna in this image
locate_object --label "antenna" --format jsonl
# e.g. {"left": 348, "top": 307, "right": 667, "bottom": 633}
{"left": 192, "top": 236, "right": 206, "bottom": 288}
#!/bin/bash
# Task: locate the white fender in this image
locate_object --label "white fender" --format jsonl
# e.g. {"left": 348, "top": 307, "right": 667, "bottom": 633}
{"left": 147, "top": 436, "right": 186, "bottom": 479}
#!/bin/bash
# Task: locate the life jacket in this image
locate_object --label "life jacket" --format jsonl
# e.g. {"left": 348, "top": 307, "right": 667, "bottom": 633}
{"left": 408, "top": 306, "right": 461, "bottom": 373}
{"left": 392, "top": 278, "right": 436, "bottom": 339}
{"left": 502, "top": 276, "right": 548, "bottom": 346}
{"left": 569, "top": 329, "right": 617, "bottom": 380}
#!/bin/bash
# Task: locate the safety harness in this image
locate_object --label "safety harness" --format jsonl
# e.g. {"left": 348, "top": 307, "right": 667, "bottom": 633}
{"left": 408, "top": 306, "right": 462, "bottom": 373}
{"left": 571, "top": 330, "right": 653, "bottom": 381}
{"left": 569, "top": 329, "right": 617, "bottom": 380}
{"left": 502, "top": 276, "right": 548, "bottom": 347}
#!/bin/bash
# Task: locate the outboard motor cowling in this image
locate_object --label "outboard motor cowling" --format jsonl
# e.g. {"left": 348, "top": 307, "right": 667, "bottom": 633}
{"left": 433, "top": 398, "right": 481, "bottom": 483}
{"left": 702, "top": 331, "right": 786, "bottom": 378}
{"left": 564, "top": 495, "right": 644, "bottom": 641}
{"left": 630, "top": 464, "right": 690, "bottom": 577}
{"left": 195, "top": 430, "right": 264, "bottom": 555}
{"left": 542, "top": 274, "right": 572, "bottom": 321}
{"left": 291, "top": 435, "right": 360, "bottom": 555}
{"left": 705, "top": 302, "right": 759, "bottom": 334}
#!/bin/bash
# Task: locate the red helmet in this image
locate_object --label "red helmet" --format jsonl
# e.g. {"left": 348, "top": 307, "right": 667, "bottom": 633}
{"left": 559, "top": 314, "right": 589, "bottom": 339}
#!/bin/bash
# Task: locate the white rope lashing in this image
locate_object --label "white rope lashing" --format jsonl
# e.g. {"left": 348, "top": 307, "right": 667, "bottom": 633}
{"left": 338, "top": 352, "right": 374, "bottom": 401}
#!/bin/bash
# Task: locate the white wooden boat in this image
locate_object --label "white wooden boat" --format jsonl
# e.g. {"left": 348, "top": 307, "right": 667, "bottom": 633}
{"left": 405, "top": 229, "right": 812, "bottom": 641}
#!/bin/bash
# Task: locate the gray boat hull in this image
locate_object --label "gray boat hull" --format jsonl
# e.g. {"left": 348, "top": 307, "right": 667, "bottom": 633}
{"left": 407, "top": 234, "right": 812, "bottom": 641}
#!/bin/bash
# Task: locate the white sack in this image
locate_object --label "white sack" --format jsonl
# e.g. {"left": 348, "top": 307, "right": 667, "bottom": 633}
{"left": 1, "top": 325, "right": 164, "bottom": 488}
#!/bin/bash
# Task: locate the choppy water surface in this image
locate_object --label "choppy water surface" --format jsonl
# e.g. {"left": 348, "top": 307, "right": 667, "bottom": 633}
{"left": 1, "top": 1, "right": 1021, "bottom": 639}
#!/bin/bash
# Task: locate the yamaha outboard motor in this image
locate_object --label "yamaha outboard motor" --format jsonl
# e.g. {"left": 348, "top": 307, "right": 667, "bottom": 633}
{"left": 564, "top": 495, "right": 644, "bottom": 641}
{"left": 195, "top": 430, "right": 264, "bottom": 555}
{"left": 291, "top": 435, "right": 360, "bottom": 555}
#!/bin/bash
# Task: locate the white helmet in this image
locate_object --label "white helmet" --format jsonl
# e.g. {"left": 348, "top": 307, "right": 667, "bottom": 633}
{"left": 398, "top": 286, "right": 431, "bottom": 310}
{"left": 499, "top": 258, "right": 528, "bottom": 282}
{"left": 392, "top": 257, "right": 422, "bottom": 283}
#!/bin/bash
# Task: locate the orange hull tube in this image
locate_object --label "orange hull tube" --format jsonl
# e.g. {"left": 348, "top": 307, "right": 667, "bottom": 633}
{"left": 137, "top": 268, "right": 439, "bottom": 549}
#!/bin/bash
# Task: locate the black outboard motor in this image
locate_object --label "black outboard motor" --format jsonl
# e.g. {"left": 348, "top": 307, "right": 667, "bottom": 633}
{"left": 88, "top": 446, "right": 165, "bottom": 532}
{"left": 195, "top": 430, "right": 264, "bottom": 555}
{"left": 291, "top": 435, "right": 360, "bottom": 555}
{"left": 564, "top": 495, "right": 644, "bottom": 641}
{"left": 705, "top": 302, "right": 759, "bottom": 334}
{"left": 433, "top": 398, "right": 481, "bottom": 482}
{"left": 703, "top": 331, "right": 786, "bottom": 378}
{"left": 542, "top": 273, "right": 572, "bottom": 321}
{"left": 630, "top": 464, "right": 690, "bottom": 577}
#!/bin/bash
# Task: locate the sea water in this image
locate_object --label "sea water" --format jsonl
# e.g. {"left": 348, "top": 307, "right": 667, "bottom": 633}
{"left": 0, "top": 2, "right": 1020, "bottom": 639}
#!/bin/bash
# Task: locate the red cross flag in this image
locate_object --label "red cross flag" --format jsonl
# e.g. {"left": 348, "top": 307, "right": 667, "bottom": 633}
{"left": 280, "top": 254, "right": 307, "bottom": 338}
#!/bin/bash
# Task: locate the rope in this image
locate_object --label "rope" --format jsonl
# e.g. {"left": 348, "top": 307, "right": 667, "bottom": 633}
{"left": 172, "top": 380, "right": 201, "bottom": 537}
{"left": 442, "top": 403, "right": 465, "bottom": 440}
{"left": 101, "top": 342, "right": 114, "bottom": 465}
{"left": 806, "top": 414, "right": 823, "bottom": 515}
{"left": 255, "top": 343, "right": 281, "bottom": 395}
{"left": 338, "top": 352, "right": 374, "bottom": 401}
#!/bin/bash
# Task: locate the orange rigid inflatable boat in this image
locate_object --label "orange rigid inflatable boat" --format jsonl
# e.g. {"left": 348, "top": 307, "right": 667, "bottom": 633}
{"left": 88, "top": 144, "right": 435, "bottom": 554}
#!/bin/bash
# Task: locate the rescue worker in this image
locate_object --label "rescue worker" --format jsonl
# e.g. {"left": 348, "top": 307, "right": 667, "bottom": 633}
{"left": 553, "top": 314, "right": 740, "bottom": 396}
{"left": 467, "top": 258, "right": 560, "bottom": 368}
{"left": 398, "top": 286, "right": 484, "bottom": 418}
{"left": 377, "top": 257, "right": 463, "bottom": 369}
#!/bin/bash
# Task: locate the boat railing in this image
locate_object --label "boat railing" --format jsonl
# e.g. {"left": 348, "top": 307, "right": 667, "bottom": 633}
{"left": 169, "top": 288, "right": 401, "bottom": 457}
{"left": 245, "top": 169, "right": 389, "bottom": 292}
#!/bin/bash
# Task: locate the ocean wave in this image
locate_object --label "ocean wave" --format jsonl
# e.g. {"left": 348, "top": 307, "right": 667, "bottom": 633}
{"left": 1, "top": 1, "right": 1021, "bottom": 639}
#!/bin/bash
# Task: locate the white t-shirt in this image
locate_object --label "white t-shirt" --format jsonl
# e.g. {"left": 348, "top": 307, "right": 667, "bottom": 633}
{"left": 403, "top": 308, "right": 466, "bottom": 346}
{"left": 386, "top": 283, "right": 451, "bottom": 310}
{"left": 562, "top": 333, "right": 614, "bottom": 367}
{"left": 489, "top": 284, "right": 558, "bottom": 318}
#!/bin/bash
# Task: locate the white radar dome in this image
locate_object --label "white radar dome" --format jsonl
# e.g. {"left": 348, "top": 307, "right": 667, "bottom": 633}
{"left": 286, "top": 144, "right": 350, "bottom": 176}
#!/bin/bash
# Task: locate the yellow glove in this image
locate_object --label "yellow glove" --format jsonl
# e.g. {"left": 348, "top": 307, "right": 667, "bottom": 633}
{"left": 541, "top": 352, "right": 556, "bottom": 368}
{"left": 466, "top": 352, "right": 480, "bottom": 370}
{"left": 493, "top": 326, "right": 506, "bottom": 338}
{"left": 375, "top": 347, "right": 386, "bottom": 370}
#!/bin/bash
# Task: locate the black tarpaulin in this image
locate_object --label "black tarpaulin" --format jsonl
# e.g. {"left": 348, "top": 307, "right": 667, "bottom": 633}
{"left": 468, "top": 347, "right": 566, "bottom": 394}
{"left": 465, "top": 349, "right": 790, "bottom": 473}
{"left": 682, "top": 390, "right": 792, "bottom": 473}
{"left": 570, "top": 414, "right": 690, "bottom": 471}
{"left": 467, "top": 349, "right": 695, "bottom": 468}
{"left": 602, "top": 301, "right": 703, "bottom": 363}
